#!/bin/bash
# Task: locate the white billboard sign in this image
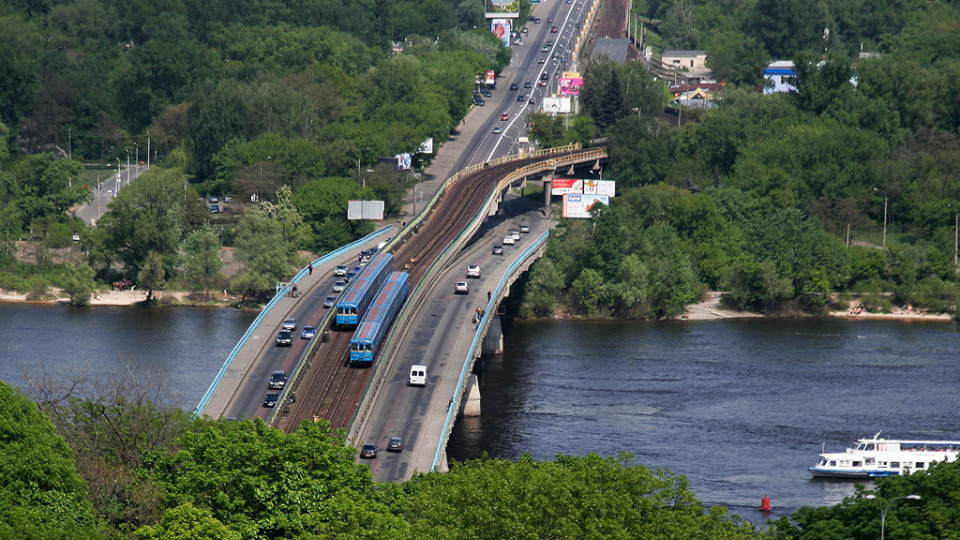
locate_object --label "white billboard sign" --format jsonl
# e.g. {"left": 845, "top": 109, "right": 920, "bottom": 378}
{"left": 583, "top": 179, "right": 616, "bottom": 196}
{"left": 551, "top": 178, "right": 582, "bottom": 195}
{"left": 542, "top": 96, "right": 571, "bottom": 114}
{"left": 562, "top": 194, "right": 609, "bottom": 218}
{"left": 348, "top": 200, "right": 385, "bottom": 220}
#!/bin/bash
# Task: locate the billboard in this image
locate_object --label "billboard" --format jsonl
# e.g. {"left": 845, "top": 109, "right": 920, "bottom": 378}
{"left": 348, "top": 200, "right": 385, "bottom": 220}
{"left": 558, "top": 77, "right": 584, "bottom": 95}
{"left": 542, "top": 96, "right": 572, "bottom": 114}
{"left": 563, "top": 194, "right": 609, "bottom": 218}
{"left": 418, "top": 138, "right": 434, "bottom": 154}
{"left": 484, "top": 0, "right": 520, "bottom": 18}
{"left": 395, "top": 153, "right": 412, "bottom": 170}
{"left": 485, "top": 69, "right": 496, "bottom": 87}
{"left": 490, "top": 19, "right": 512, "bottom": 47}
{"left": 551, "top": 178, "right": 582, "bottom": 195}
{"left": 583, "top": 179, "right": 616, "bottom": 196}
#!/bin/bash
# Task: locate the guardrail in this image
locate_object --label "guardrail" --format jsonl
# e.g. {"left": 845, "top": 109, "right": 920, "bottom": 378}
{"left": 430, "top": 230, "right": 551, "bottom": 471}
{"left": 195, "top": 225, "right": 394, "bottom": 417}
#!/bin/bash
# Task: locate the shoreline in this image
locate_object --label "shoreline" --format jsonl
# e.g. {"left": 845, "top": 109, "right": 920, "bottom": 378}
{"left": 1, "top": 288, "right": 953, "bottom": 322}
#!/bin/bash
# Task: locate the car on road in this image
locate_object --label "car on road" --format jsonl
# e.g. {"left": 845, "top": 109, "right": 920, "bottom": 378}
{"left": 387, "top": 437, "right": 404, "bottom": 452}
{"left": 510, "top": 230, "right": 521, "bottom": 241}
{"left": 547, "top": 17, "right": 554, "bottom": 23}
{"left": 551, "top": 25, "right": 558, "bottom": 33}
{"left": 509, "top": 82, "right": 518, "bottom": 91}
{"left": 334, "top": 265, "right": 347, "bottom": 276}
{"left": 345, "top": 271, "right": 356, "bottom": 283}
{"left": 268, "top": 370, "right": 287, "bottom": 389}
{"left": 455, "top": 281, "right": 469, "bottom": 294}
{"left": 263, "top": 392, "right": 279, "bottom": 407}
{"left": 333, "top": 280, "right": 346, "bottom": 292}
{"left": 467, "top": 265, "right": 482, "bottom": 278}
{"left": 538, "top": 57, "right": 546, "bottom": 64}
{"left": 546, "top": 40, "right": 554, "bottom": 46}
{"left": 517, "top": 94, "right": 526, "bottom": 102}
{"left": 282, "top": 318, "right": 297, "bottom": 330}
{"left": 500, "top": 113, "right": 509, "bottom": 121}
{"left": 301, "top": 325, "right": 316, "bottom": 339}
{"left": 275, "top": 330, "right": 293, "bottom": 346}
{"left": 541, "top": 72, "right": 550, "bottom": 80}
{"left": 492, "top": 126, "right": 501, "bottom": 134}
{"left": 533, "top": 17, "right": 540, "bottom": 23}
{"left": 522, "top": 26, "right": 528, "bottom": 33}
{"left": 323, "top": 295, "right": 336, "bottom": 308}
{"left": 538, "top": 80, "right": 547, "bottom": 87}
{"left": 520, "top": 224, "right": 531, "bottom": 233}
{"left": 541, "top": 45, "right": 550, "bottom": 52}
{"left": 523, "top": 81, "right": 532, "bottom": 88}
{"left": 360, "top": 443, "right": 377, "bottom": 458}
{"left": 492, "top": 244, "right": 504, "bottom": 255}
{"left": 503, "top": 235, "right": 515, "bottom": 245}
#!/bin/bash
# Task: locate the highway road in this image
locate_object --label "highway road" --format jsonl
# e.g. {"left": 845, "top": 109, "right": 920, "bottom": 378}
{"left": 75, "top": 165, "right": 146, "bottom": 225}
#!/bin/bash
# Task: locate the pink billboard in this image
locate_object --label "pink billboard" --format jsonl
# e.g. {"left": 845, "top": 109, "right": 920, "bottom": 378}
{"left": 558, "top": 77, "right": 584, "bottom": 96}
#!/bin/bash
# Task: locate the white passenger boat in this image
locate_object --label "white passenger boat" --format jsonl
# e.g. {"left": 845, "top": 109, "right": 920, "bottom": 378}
{"left": 809, "top": 431, "right": 960, "bottom": 478}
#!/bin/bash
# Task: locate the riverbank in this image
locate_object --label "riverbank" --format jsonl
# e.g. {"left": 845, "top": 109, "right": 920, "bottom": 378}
{"left": 678, "top": 291, "right": 952, "bottom": 321}
{"left": 0, "top": 287, "right": 237, "bottom": 306}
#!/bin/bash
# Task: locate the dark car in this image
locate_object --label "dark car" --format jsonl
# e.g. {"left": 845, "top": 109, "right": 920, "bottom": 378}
{"left": 268, "top": 370, "right": 287, "bottom": 389}
{"left": 209, "top": 204, "right": 220, "bottom": 213}
{"left": 275, "top": 330, "right": 293, "bottom": 346}
{"left": 517, "top": 94, "right": 526, "bottom": 102}
{"left": 523, "top": 81, "right": 532, "bottom": 88}
{"left": 546, "top": 40, "right": 554, "bottom": 46}
{"left": 360, "top": 444, "right": 377, "bottom": 458}
{"left": 509, "top": 82, "right": 518, "bottom": 91}
{"left": 387, "top": 437, "right": 404, "bottom": 452}
{"left": 344, "top": 271, "right": 356, "bottom": 283}
{"left": 551, "top": 25, "right": 558, "bottom": 33}
{"left": 541, "top": 72, "right": 550, "bottom": 81}
{"left": 474, "top": 97, "right": 485, "bottom": 106}
{"left": 533, "top": 17, "right": 540, "bottom": 23}
{"left": 538, "top": 57, "right": 546, "bottom": 64}
{"left": 492, "top": 244, "right": 504, "bottom": 255}
{"left": 481, "top": 89, "right": 492, "bottom": 97}
{"left": 263, "top": 392, "right": 279, "bottom": 407}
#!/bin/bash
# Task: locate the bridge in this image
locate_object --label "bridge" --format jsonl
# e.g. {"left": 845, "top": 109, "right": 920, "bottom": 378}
{"left": 198, "top": 0, "right": 613, "bottom": 481}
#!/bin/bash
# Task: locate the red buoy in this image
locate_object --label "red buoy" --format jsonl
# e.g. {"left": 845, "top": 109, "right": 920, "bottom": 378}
{"left": 759, "top": 495, "right": 772, "bottom": 512}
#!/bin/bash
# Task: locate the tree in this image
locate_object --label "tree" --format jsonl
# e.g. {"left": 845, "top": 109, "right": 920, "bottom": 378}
{"left": 102, "top": 167, "right": 190, "bottom": 285}
{"left": 182, "top": 224, "right": 223, "bottom": 300}
{"left": 0, "top": 381, "right": 97, "bottom": 538}
{"left": 134, "top": 503, "right": 240, "bottom": 540}
{"left": 61, "top": 262, "right": 97, "bottom": 306}
{"left": 232, "top": 203, "right": 303, "bottom": 302}
{"left": 138, "top": 250, "right": 167, "bottom": 302}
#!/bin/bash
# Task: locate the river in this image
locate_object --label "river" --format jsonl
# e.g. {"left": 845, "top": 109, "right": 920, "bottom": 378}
{"left": 2, "top": 304, "right": 957, "bottom": 524}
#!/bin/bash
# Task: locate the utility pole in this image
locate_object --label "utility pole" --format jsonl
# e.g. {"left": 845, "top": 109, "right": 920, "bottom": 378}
{"left": 146, "top": 131, "right": 151, "bottom": 170}
{"left": 882, "top": 196, "right": 888, "bottom": 248}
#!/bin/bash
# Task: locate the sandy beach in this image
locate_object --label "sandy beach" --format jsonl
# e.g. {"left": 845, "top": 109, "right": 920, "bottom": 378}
{"left": 0, "top": 288, "right": 192, "bottom": 306}
{"left": 678, "top": 291, "right": 951, "bottom": 321}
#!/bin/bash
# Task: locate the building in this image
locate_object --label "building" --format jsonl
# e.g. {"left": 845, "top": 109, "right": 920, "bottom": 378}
{"left": 762, "top": 60, "right": 797, "bottom": 94}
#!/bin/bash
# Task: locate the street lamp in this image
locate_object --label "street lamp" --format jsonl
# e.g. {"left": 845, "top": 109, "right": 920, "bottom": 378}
{"left": 864, "top": 494, "right": 921, "bottom": 540}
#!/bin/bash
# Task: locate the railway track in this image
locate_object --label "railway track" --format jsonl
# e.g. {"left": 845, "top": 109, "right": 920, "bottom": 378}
{"left": 277, "top": 150, "right": 592, "bottom": 435}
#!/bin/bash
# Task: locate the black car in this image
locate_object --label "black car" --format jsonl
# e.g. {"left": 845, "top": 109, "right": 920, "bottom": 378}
{"left": 523, "top": 81, "right": 532, "bottom": 88}
{"left": 268, "top": 370, "right": 287, "bottom": 389}
{"left": 509, "top": 82, "right": 518, "bottom": 91}
{"left": 517, "top": 94, "right": 526, "bottom": 102}
{"left": 474, "top": 97, "right": 485, "bottom": 106}
{"left": 541, "top": 72, "right": 550, "bottom": 81}
{"left": 533, "top": 17, "right": 540, "bottom": 23}
{"left": 387, "top": 437, "right": 404, "bottom": 452}
{"left": 360, "top": 444, "right": 377, "bottom": 458}
{"left": 275, "top": 330, "right": 293, "bottom": 346}
{"left": 263, "top": 392, "right": 279, "bottom": 407}
{"left": 481, "top": 89, "right": 492, "bottom": 97}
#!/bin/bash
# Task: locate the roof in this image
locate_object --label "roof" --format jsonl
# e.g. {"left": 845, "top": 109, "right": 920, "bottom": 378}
{"left": 592, "top": 38, "right": 630, "bottom": 64}
{"left": 662, "top": 50, "right": 706, "bottom": 57}
{"left": 763, "top": 68, "right": 796, "bottom": 76}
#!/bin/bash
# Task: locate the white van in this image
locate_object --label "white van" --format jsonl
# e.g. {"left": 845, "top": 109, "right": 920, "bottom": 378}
{"left": 409, "top": 365, "right": 427, "bottom": 386}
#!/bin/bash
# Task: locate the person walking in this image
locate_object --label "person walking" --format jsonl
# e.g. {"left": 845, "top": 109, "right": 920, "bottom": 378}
{"left": 308, "top": 263, "right": 313, "bottom": 275}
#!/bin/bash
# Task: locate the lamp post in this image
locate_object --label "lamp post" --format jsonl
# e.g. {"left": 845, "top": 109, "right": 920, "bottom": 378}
{"left": 864, "top": 494, "right": 921, "bottom": 540}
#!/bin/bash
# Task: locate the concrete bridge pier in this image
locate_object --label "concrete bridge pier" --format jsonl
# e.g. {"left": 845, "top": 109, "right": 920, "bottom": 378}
{"left": 460, "top": 374, "right": 481, "bottom": 416}
{"left": 481, "top": 315, "right": 503, "bottom": 355}
{"left": 542, "top": 172, "right": 554, "bottom": 209}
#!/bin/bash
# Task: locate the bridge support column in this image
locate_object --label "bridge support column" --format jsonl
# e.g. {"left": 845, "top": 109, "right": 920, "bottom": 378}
{"left": 435, "top": 448, "right": 449, "bottom": 473}
{"left": 481, "top": 315, "right": 503, "bottom": 355}
{"left": 460, "top": 374, "right": 481, "bottom": 416}
{"left": 542, "top": 172, "right": 553, "bottom": 210}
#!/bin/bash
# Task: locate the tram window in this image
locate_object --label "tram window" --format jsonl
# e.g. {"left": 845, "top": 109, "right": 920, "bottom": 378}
{"left": 890, "top": 462, "right": 900, "bottom": 468}
{"left": 917, "top": 462, "right": 926, "bottom": 469}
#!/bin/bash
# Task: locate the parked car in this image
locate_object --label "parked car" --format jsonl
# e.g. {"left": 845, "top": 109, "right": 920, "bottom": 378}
{"left": 301, "top": 325, "right": 316, "bottom": 339}
{"left": 474, "top": 97, "right": 485, "bottom": 106}
{"left": 282, "top": 318, "right": 297, "bottom": 330}
{"left": 360, "top": 444, "right": 377, "bottom": 458}
{"left": 467, "top": 265, "right": 482, "bottom": 278}
{"left": 268, "top": 370, "right": 287, "bottom": 389}
{"left": 503, "top": 235, "right": 515, "bottom": 245}
{"left": 533, "top": 17, "right": 540, "bottom": 23}
{"left": 455, "top": 281, "right": 469, "bottom": 294}
{"left": 387, "top": 437, "right": 404, "bottom": 452}
{"left": 209, "top": 204, "right": 220, "bottom": 213}
{"left": 492, "top": 244, "right": 504, "bottom": 255}
{"left": 275, "top": 330, "right": 293, "bottom": 346}
{"left": 209, "top": 196, "right": 219, "bottom": 203}
{"left": 323, "top": 295, "right": 336, "bottom": 308}
{"left": 263, "top": 392, "right": 279, "bottom": 407}
{"left": 520, "top": 224, "right": 531, "bottom": 233}
{"left": 334, "top": 265, "right": 347, "bottom": 276}
{"left": 481, "top": 89, "right": 492, "bottom": 97}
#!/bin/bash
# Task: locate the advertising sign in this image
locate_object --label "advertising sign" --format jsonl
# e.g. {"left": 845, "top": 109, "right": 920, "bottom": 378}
{"left": 395, "top": 153, "right": 412, "bottom": 171}
{"left": 562, "top": 194, "right": 609, "bottom": 218}
{"left": 551, "top": 178, "right": 583, "bottom": 195}
{"left": 485, "top": 69, "right": 496, "bottom": 86}
{"left": 558, "top": 77, "right": 584, "bottom": 96}
{"left": 348, "top": 200, "right": 385, "bottom": 220}
{"left": 542, "top": 96, "right": 571, "bottom": 115}
{"left": 583, "top": 179, "right": 616, "bottom": 196}
{"left": 484, "top": 0, "right": 520, "bottom": 18}
{"left": 418, "top": 138, "right": 434, "bottom": 154}
{"left": 490, "top": 19, "right": 512, "bottom": 47}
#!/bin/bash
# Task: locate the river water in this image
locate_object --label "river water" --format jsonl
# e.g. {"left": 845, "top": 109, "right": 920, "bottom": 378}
{"left": 447, "top": 317, "right": 960, "bottom": 524}
{"left": 2, "top": 304, "right": 957, "bottom": 524}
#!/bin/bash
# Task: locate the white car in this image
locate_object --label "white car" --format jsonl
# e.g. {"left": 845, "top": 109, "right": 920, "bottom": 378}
{"left": 467, "top": 265, "right": 481, "bottom": 279}
{"left": 510, "top": 230, "right": 521, "bottom": 240}
{"left": 333, "top": 280, "right": 346, "bottom": 292}
{"left": 282, "top": 318, "right": 297, "bottom": 330}
{"left": 455, "top": 281, "right": 469, "bottom": 294}
{"left": 503, "top": 235, "right": 515, "bottom": 245}
{"left": 519, "top": 224, "right": 530, "bottom": 233}
{"left": 334, "top": 265, "right": 347, "bottom": 276}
